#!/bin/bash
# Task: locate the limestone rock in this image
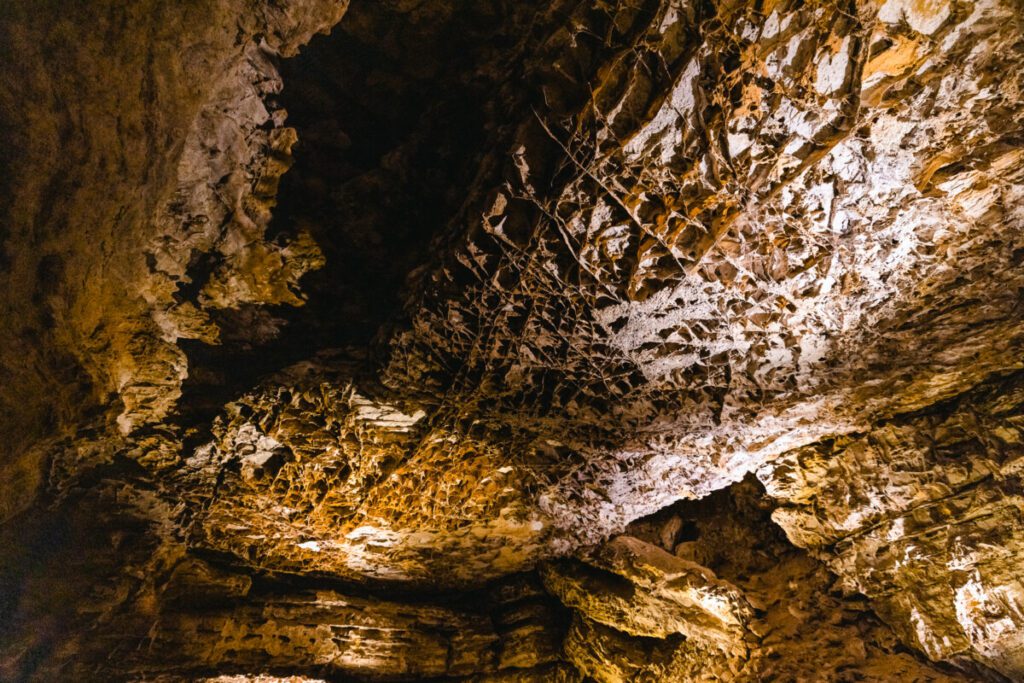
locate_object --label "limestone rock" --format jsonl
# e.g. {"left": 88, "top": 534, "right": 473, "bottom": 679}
{"left": 2, "top": 0, "right": 1024, "bottom": 679}
{"left": 554, "top": 480, "right": 975, "bottom": 681}
{"left": 760, "top": 371, "right": 1024, "bottom": 677}
{"left": 542, "top": 535, "right": 752, "bottom": 651}
{"left": 564, "top": 616, "right": 715, "bottom": 683}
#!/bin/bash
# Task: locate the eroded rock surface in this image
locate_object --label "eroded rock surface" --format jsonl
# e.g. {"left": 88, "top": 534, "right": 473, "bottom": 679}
{"left": 550, "top": 480, "right": 978, "bottom": 681}
{"left": 760, "top": 370, "right": 1024, "bottom": 676}
{"left": 2, "top": 0, "right": 1023, "bottom": 680}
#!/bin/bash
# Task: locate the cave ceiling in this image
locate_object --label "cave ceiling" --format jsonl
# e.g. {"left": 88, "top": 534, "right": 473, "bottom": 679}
{"left": 1, "top": 0, "right": 1023, "bottom": 680}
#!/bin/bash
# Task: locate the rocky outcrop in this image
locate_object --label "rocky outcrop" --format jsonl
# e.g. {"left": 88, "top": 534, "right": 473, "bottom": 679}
{"left": 0, "top": 0, "right": 347, "bottom": 522}
{"left": 760, "top": 370, "right": 1024, "bottom": 677}
{"left": 542, "top": 536, "right": 753, "bottom": 651}
{"left": 551, "top": 481, "right": 978, "bottom": 681}
{"left": 0, "top": 477, "right": 569, "bottom": 681}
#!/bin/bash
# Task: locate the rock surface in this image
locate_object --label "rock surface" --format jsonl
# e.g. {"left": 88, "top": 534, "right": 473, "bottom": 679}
{"left": 760, "top": 370, "right": 1024, "bottom": 676}
{"left": 552, "top": 480, "right": 978, "bottom": 681}
{"left": 542, "top": 536, "right": 753, "bottom": 650}
{"left": 1, "top": 0, "right": 1023, "bottom": 680}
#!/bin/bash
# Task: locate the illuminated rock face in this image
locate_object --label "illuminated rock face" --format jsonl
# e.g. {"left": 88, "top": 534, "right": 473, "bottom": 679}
{"left": 759, "top": 372, "right": 1024, "bottom": 675}
{"left": 1, "top": 0, "right": 1023, "bottom": 680}
{"left": 555, "top": 481, "right": 976, "bottom": 681}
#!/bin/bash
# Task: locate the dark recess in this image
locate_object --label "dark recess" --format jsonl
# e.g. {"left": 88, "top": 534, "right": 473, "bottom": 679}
{"left": 175, "top": 0, "right": 528, "bottom": 433}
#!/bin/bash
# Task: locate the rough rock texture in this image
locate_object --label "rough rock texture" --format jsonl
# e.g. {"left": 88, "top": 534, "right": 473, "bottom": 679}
{"left": 760, "top": 370, "right": 1024, "bottom": 675}
{"left": 2, "top": 0, "right": 1024, "bottom": 680}
{"left": 542, "top": 536, "right": 754, "bottom": 650}
{"left": 0, "top": 0, "right": 348, "bottom": 521}
{"left": 550, "top": 480, "right": 978, "bottom": 681}
{"left": 0, "top": 477, "right": 569, "bottom": 681}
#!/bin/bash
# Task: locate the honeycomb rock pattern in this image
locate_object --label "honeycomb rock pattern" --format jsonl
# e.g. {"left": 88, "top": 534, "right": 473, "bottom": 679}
{"left": 1, "top": 0, "right": 1023, "bottom": 679}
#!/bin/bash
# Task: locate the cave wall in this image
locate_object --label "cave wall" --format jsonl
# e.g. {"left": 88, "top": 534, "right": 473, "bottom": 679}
{"left": 0, "top": 0, "right": 347, "bottom": 521}
{"left": 1, "top": 0, "right": 1023, "bottom": 680}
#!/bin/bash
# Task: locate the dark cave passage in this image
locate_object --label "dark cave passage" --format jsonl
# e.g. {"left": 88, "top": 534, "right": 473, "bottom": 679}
{"left": 175, "top": 0, "right": 539, "bottom": 431}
